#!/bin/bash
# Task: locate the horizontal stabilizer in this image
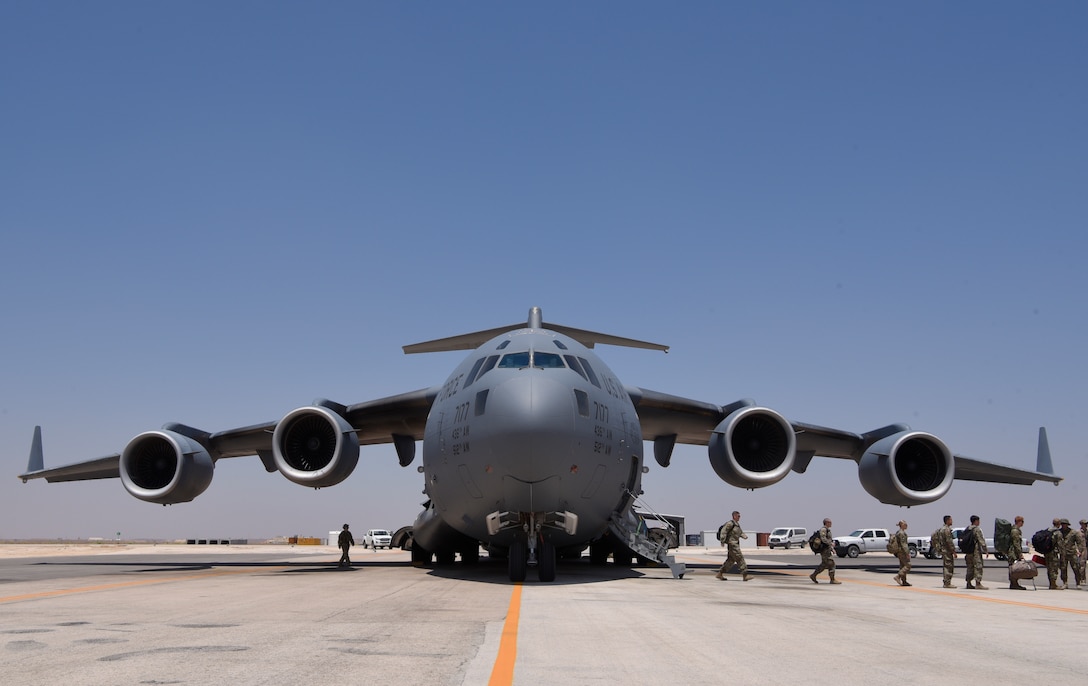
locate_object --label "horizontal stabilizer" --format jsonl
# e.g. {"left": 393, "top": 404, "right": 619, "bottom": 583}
{"left": 404, "top": 307, "right": 668, "bottom": 354}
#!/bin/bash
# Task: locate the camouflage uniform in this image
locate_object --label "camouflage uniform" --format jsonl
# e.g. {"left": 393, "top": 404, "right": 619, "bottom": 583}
{"left": 716, "top": 520, "right": 749, "bottom": 580}
{"left": 1006, "top": 526, "right": 1024, "bottom": 562}
{"left": 938, "top": 524, "right": 956, "bottom": 587}
{"left": 1080, "top": 522, "right": 1088, "bottom": 586}
{"left": 964, "top": 525, "right": 987, "bottom": 588}
{"left": 892, "top": 529, "right": 911, "bottom": 586}
{"left": 1044, "top": 526, "right": 1064, "bottom": 588}
{"left": 1007, "top": 525, "right": 1025, "bottom": 589}
{"left": 810, "top": 526, "right": 839, "bottom": 584}
{"left": 1061, "top": 526, "right": 1084, "bottom": 587}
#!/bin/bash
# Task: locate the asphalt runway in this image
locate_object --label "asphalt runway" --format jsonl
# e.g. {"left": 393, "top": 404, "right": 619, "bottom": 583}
{"left": 2, "top": 545, "right": 1084, "bottom": 684}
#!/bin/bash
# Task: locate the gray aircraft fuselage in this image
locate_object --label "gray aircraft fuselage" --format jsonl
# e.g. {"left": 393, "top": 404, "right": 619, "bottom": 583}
{"left": 416, "top": 327, "right": 642, "bottom": 554}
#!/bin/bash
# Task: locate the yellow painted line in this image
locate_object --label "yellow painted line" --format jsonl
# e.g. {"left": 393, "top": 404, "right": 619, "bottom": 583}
{"left": 0, "top": 567, "right": 283, "bottom": 604}
{"left": 488, "top": 583, "right": 523, "bottom": 686}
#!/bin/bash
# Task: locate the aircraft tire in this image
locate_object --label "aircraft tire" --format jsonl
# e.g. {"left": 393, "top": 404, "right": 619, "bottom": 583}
{"left": 508, "top": 540, "right": 527, "bottom": 582}
{"left": 537, "top": 540, "right": 556, "bottom": 582}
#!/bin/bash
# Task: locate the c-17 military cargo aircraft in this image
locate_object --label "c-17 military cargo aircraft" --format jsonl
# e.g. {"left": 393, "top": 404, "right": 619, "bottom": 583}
{"left": 19, "top": 307, "right": 1061, "bottom": 582}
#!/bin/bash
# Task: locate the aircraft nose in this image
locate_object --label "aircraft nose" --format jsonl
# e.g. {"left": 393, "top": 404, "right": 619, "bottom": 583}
{"left": 486, "top": 374, "right": 575, "bottom": 481}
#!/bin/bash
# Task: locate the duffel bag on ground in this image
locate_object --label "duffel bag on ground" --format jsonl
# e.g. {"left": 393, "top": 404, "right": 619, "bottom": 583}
{"left": 1010, "top": 559, "right": 1038, "bottom": 580}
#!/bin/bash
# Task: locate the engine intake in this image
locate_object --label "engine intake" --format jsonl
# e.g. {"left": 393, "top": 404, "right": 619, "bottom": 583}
{"left": 120, "top": 430, "right": 214, "bottom": 504}
{"left": 273, "top": 406, "right": 360, "bottom": 487}
{"left": 708, "top": 406, "right": 796, "bottom": 489}
{"left": 858, "top": 431, "right": 954, "bottom": 505}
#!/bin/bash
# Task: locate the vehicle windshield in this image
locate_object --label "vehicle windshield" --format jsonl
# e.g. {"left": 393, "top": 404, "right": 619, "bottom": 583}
{"left": 771, "top": 528, "right": 789, "bottom": 536}
{"left": 848, "top": 530, "right": 863, "bottom": 537}
{"left": 373, "top": 530, "right": 389, "bottom": 536}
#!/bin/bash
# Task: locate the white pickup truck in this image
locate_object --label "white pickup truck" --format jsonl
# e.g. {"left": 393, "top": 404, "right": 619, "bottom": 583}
{"left": 834, "top": 528, "right": 889, "bottom": 558}
{"left": 833, "top": 528, "right": 927, "bottom": 558}
{"left": 363, "top": 528, "right": 393, "bottom": 549}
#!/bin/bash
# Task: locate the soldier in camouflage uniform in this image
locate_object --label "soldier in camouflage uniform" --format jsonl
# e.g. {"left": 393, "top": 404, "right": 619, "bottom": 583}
{"left": 1044, "top": 517, "right": 1064, "bottom": 589}
{"left": 892, "top": 520, "right": 912, "bottom": 587}
{"left": 1074, "top": 517, "right": 1083, "bottom": 587}
{"left": 1007, "top": 515, "right": 1026, "bottom": 590}
{"left": 809, "top": 518, "right": 841, "bottom": 585}
{"left": 1059, "top": 518, "right": 1083, "bottom": 588}
{"left": 715, "top": 510, "right": 752, "bottom": 581}
{"left": 938, "top": 515, "right": 957, "bottom": 588}
{"left": 964, "top": 515, "right": 988, "bottom": 590}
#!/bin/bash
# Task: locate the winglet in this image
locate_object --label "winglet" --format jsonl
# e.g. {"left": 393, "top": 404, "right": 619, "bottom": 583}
{"left": 1036, "top": 427, "right": 1054, "bottom": 475}
{"left": 23, "top": 426, "right": 44, "bottom": 480}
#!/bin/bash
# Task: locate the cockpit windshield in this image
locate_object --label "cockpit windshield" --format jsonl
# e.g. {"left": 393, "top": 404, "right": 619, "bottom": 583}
{"left": 496, "top": 350, "right": 569, "bottom": 370}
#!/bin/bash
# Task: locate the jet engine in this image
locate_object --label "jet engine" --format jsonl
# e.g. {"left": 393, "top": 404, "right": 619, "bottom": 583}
{"left": 858, "top": 431, "right": 954, "bottom": 506}
{"left": 272, "top": 406, "right": 360, "bottom": 488}
{"left": 120, "top": 430, "right": 214, "bottom": 505}
{"left": 708, "top": 406, "right": 796, "bottom": 489}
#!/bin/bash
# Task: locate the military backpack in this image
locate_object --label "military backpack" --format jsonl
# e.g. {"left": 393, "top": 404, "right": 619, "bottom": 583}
{"left": 808, "top": 531, "right": 824, "bottom": 553}
{"left": 959, "top": 527, "right": 977, "bottom": 554}
{"left": 1031, "top": 528, "right": 1055, "bottom": 554}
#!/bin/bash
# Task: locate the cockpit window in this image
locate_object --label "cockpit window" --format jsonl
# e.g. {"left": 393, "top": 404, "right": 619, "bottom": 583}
{"left": 497, "top": 340, "right": 511, "bottom": 350}
{"left": 475, "top": 355, "right": 500, "bottom": 382}
{"left": 498, "top": 352, "right": 531, "bottom": 368}
{"left": 553, "top": 340, "right": 568, "bottom": 350}
{"left": 496, "top": 350, "right": 570, "bottom": 370}
{"left": 564, "top": 355, "right": 588, "bottom": 381}
{"left": 533, "top": 352, "right": 564, "bottom": 368}
{"left": 462, "top": 357, "right": 487, "bottom": 389}
{"left": 578, "top": 357, "right": 602, "bottom": 388}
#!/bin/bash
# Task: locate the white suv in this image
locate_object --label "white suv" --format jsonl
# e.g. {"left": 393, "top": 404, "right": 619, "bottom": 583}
{"left": 363, "top": 529, "right": 393, "bottom": 549}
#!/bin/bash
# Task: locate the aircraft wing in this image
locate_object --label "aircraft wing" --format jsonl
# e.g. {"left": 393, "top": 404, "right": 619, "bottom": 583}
{"left": 19, "top": 387, "right": 438, "bottom": 483}
{"left": 627, "top": 386, "right": 1061, "bottom": 486}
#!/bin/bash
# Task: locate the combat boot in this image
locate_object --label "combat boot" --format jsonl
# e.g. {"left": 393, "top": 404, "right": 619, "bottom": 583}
{"left": 943, "top": 582, "right": 954, "bottom": 588}
{"left": 894, "top": 575, "right": 903, "bottom": 586}
{"left": 714, "top": 571, "right": 725, "bottom": 580}
{"left": 975, "top": 583, "right": 988, "bottom": 590}
{"left": 742, "top": 574, "right": 752, "bottom": 581}
{"left": 809, "top": 572, "right": 818, "bottom": 584}
{"left": 1010, "top": 582, "right": 1026, "bottom": 590}
{"left": 965, "top": 583, "right": 975, "bottom": 589}
{"left": 901, "top": 579, "right": 911, "bottom": 587}
{"left": 828, "top": 573, "right": 841, "bottom": 585}
{"left": 1049, "top": 583, "right": 1062, "bottom": 589}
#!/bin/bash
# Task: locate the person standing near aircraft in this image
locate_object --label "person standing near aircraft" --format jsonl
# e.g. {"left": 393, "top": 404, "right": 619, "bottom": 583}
{"left": 937, "top": 515, "right": 957, "bottom": 588}
{"left": 964, "top": 515, "right": 988, "bottom": 589}
{"left": 715, "top": 510, "right": 751, "bottom": 581}
{"left": 810, "top": 518, "right": 840, "bottom": 584}
{"left": 1079, "top": 520, "right": 1088, "bottom": 587}
{"left": 1059, "top": 518, "right": 1083, "bottom": 588}
{"left": 892, "top": 520, "right": 911, "bottom": 586}
{"left": 338, "top": 523, "right": 354, "bottom": 567}
{"left": 1045, "top": 517, "right": 1064, "bottom": 589}
{"left": 1007, "top": 515, "right": 1027, "bottom": 590}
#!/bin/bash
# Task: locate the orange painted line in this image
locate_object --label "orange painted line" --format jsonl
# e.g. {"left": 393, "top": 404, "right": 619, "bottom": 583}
{"left": 488, "top": 583, "right": 523, "bottom": 686}
{"left": 0, "top": 567, "right": 281, "bottom": 604}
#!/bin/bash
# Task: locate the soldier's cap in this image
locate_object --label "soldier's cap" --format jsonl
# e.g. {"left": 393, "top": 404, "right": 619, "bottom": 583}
{"left": 1081, "top": 519, "right": 1087, "bottom": 526}
{"left": 1059, "top": 518, "right": 1070, "bottom": 525}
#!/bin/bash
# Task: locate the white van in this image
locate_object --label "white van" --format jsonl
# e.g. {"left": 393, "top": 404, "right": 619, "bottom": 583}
{"left": 767, "top": 527, "right": 808, "bottom": 549}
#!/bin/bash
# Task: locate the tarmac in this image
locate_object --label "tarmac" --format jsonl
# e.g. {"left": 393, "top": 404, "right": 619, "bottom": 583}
{"left": 1, "top": 544, "right": 1085, "bottom": 684}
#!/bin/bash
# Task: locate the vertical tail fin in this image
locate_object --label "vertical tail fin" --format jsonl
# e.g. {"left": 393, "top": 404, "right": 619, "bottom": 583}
{"left": 25, "top": 426, "right": 45, "bottom": 475}
{"left": 1036, "top": 427, "right": 1053, "bottom": 475}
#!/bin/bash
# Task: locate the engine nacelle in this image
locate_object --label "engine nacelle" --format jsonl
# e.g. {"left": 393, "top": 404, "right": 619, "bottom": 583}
{"left": 273, "top": 406, "right": 359, "bottom": 488}
{"left": 858, "top": 431, "right": 954, "bottom": 506}
{"left": 708, "top": 406, "right": 796, "bottom": 489}
{"left": 120, "top": 430, "right": 214, "bottom": 504}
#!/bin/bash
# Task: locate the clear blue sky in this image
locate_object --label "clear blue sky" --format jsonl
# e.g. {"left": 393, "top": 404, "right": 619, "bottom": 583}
{"left": 2, "top": 3, "right": 1085, "bottom": 541}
